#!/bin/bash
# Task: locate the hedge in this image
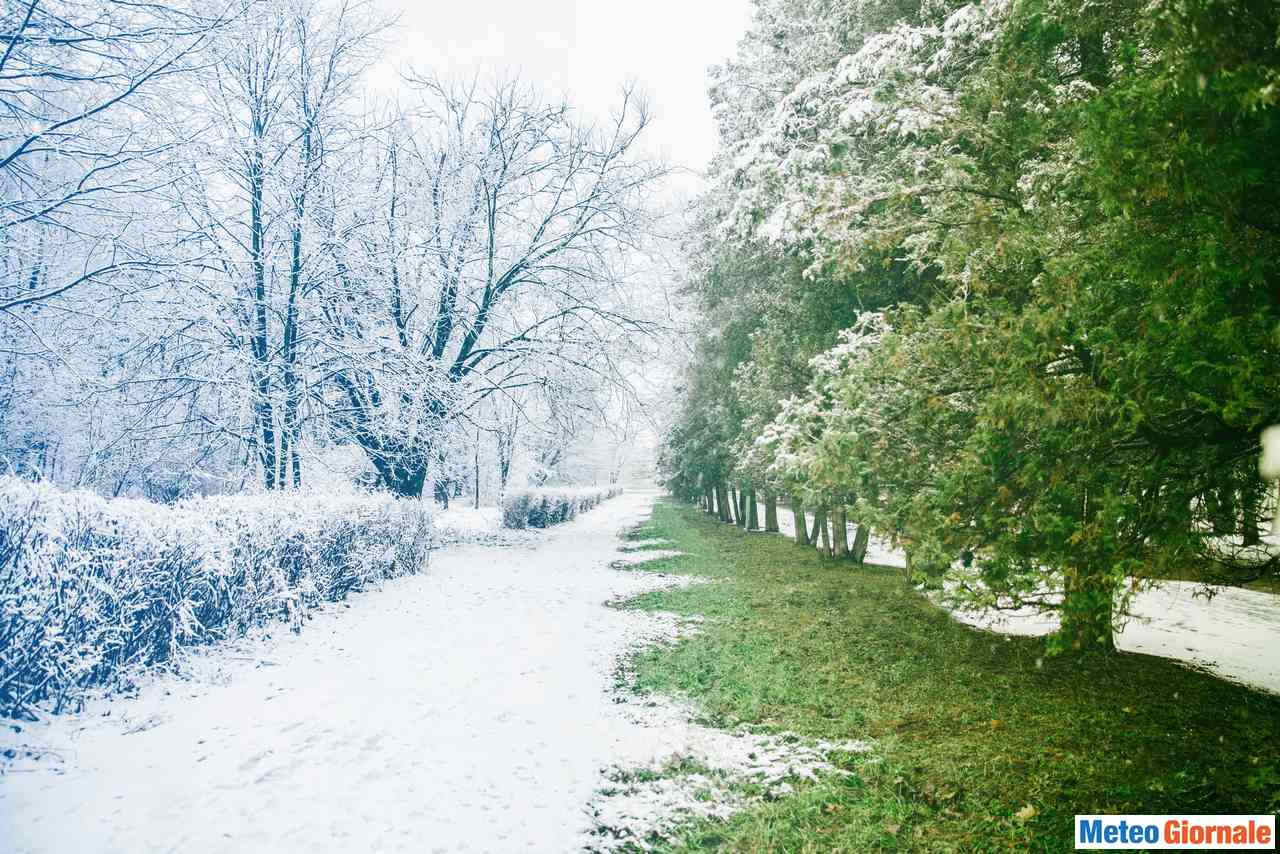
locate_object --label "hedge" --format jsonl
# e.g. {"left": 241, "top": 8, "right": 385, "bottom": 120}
{"left": 0, "top": 477, "right": 433, "bottom": 719}
{"left": 500, "top": 486, "right": 623, "bottom": 529}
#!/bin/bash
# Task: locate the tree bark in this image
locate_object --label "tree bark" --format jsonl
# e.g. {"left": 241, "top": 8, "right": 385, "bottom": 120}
{"left": 850, "top": 523, "right": 870, "bottom": 564}
{"left": 833, "top": 508, "right": 849, "bottom": 557}
{"left": 246, "top": 107, "right": 278, "bottom": 490}
{"left": 791, "top": 497, "right": 809, "bottom": 546}
{"left": 764, "top": 494, "right": 779, "bottom": 532}
{"left": 810, "top": 507, "right": 827, "bottom": 552}
{"left": 716, "top": 483, "right": 732, "bottom": 523}
{"left": 816, "top": 507, "right": 832, "bottom": 557}
{"left": 747, "top": 489, "right": 759, "bottom": 530}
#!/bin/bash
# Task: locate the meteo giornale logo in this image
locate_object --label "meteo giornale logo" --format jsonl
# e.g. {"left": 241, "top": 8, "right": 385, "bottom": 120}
{"left": 1075, "top": 815, "right": 1275, "bottom": 850}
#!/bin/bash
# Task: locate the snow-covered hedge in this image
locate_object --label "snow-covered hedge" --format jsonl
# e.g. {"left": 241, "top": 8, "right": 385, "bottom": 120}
{"left": 0, "top": 477, "right": 432, "bottom": 719}
{"left": 501, "top": 486, "right": 623, "bottom": 529}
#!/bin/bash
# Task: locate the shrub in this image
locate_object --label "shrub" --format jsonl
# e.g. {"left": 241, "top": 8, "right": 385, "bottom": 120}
{"left": 500, "top": 492, "right": 533, "bottom": 529}
{"left": 0, "top": 477, "right": 433, "bottom": 719}
{"left": 499, "top": 486, "right": 623, "bottom": 529}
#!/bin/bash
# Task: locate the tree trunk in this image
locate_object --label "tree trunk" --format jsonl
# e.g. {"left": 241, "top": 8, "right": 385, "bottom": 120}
{"left": 278, "top": 428, "right": 290, "bottom": 489}
{"left": 364, "top": 436, "right": 431, "bottom": 497}
{"left": 764, "top": 495, "right": 779, "bottom": 532}
{"left": 716, "top": 483, "right": 732, "bottom": 523}
{"left": 816, "top": 508, "right": 832, "bottom": 557}
{"left": 1059, "top": 566, "right": 1116, "bottom": 653}
{"left": 474, "top": 438, "right": 481, "bottom": 509}
{"left": 850, "top": 524, "right": 870, "bottom": 564}
{"left": 747, "top": 489, "right": 759, "bottom": 530}
{"left": 254, "top": 394, "right": 277, "bottom": 490}
{"left": 1242, "top": 482, "right": 1262, "bottom": 546}
{"left": 810, "top": 507, "right": 827, "bottom": 551}
{"left": 791, "top": 497, "right": 809, "bottom": 546}
{"left": 737, "top": 486, "right": 749, "bottom": 529}
{"left": 833, "top": 508, "right": 849, "bottom": 557}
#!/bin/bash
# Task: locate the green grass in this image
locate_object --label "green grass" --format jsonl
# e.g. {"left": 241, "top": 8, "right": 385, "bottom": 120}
{"left": 615, "top": 500, "right": 1280, "bottom": 852}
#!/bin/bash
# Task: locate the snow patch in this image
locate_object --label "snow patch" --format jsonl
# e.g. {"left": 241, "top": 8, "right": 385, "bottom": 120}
{"left": 610, "top": 549, "right": 686, "bottom": 568}
{"left": 946, "top": 580, "right": 1280, "bottom": 694}
{"left": 618, "top": 538, "right": 673, "bottom": 551}
{"left": 585, "top": 691, "right": 869, "bottom": 850}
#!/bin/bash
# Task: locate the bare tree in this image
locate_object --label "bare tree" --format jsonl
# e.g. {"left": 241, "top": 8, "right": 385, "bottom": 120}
{"left": 0, "top": 3, "right": 667, "bottom": 502}
{"left": 0, "top": 0, "right": 227, "bottom": 316}
{"left": 0, "top": 0, "right": 236, "bottom": 491}
{"left": 172, "top": 0, "right": 380, "bottom": 489}
{"left": 319, "top": 78, "right": 664, "bottom": 497}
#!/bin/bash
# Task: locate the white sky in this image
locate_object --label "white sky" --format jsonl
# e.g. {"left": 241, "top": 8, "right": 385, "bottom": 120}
{"left": 367, "top": 0, "right": 753, "bottom": 184}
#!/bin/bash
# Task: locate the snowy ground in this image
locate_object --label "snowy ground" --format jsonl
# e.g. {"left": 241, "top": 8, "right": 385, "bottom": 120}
{"left": 433, "top": 504, "right": 530, "bottom": 546}
{"left": 752, "top": 500, "right": 1280, "bottom": 694}
{"left": 0, "top": 490, "right": 855, "bottom": 853}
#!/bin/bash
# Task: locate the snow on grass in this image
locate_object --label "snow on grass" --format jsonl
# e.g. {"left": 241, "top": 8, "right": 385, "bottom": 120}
{"left": 432, "top": 503, "right": 536, "bottom": 547}
{"left": 609, "top": 549, "right": 687, "bottom": 568}
{"left": 946, "top": 580, "right": 1280, "bottom": 694}
{"left": 750, "top": 500, "right": 1280, "bottom": 695}
{"left": 585, "top": 689, "right": 869, "bottom": 851}
{"left": 618, "top": 537, "right": 673, "bottom": 551}
{"left": 8, "top": 489, "right": 1268, "bottom": 852}
{"left": 585, "top": 520, "right": 870, "bottom": 851}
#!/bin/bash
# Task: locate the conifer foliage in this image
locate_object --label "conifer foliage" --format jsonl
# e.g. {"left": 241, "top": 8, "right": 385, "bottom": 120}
{"left": 661, "top": 0, "right": 1280, "bottom": 651}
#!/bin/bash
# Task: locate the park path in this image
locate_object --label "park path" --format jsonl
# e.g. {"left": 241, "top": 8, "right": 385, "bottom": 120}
{"left": 0, "top": 490, "right": 689, "bottom": 853}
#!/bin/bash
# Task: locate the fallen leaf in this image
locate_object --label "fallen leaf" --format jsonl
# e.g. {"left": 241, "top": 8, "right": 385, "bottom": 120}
{"left": 1015, "top": 804, "right": 1038, "bottom": 822}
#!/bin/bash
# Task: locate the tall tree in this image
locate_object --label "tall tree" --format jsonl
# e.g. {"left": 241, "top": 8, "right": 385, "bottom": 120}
{"left": 321, "top": 80, "right": 664, "bottom": 496}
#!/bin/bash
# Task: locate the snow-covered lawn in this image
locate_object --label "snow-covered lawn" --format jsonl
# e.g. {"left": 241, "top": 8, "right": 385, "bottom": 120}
{"left": 945, "top": 581, "right": 1280, "bottom": 695}
{"left": 432, "top": 503, "right": 519, "bottom": 547}
{"left": 754, "top": 500, "right": 1280, "bottom": 694}
{"left": 0, "top": 490, "right": 852, "bottom": 852}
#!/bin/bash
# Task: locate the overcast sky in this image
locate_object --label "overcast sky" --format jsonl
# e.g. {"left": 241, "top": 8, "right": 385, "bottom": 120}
{"left": 367, "top": 0, "right": 753, "bottom": 184}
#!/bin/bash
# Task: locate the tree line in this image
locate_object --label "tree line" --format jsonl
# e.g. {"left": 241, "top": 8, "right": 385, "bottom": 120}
{"left": 1, "top": 0, "right": 663, "bottom": 501}
{"left": 660, "top": 0, "right": 1280, "bottom": 651}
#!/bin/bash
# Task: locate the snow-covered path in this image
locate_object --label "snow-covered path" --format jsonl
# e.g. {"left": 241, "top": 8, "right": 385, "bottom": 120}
{"left": 0, "top": 490, "right": 721, "bottom": 853}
